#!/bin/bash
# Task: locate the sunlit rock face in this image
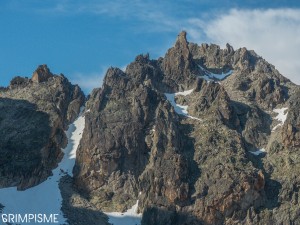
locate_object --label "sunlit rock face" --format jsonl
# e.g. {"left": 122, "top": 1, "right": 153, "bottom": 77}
{"left": 72, "top": 32, "right": 300, "bottom": 225}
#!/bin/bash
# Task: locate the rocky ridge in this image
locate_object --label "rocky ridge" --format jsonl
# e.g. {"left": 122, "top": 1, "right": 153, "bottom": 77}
{"left": 73, "top": 31, "right": 300, "bottom": 225}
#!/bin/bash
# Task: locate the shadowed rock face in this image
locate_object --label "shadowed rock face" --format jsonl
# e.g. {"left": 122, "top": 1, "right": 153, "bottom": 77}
{"left": 0, "top": 98, "right": 51, "bottom": 189}
{"left": 0, "top": 65, "right": 85, "bottom": 190}
{"left": 73, "top": 31, "right": 300, "bottom": 225}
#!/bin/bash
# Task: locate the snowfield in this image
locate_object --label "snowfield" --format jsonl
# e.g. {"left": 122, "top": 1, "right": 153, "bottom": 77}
{"left": 174, "top": 89, "right": 194, "bottom": 96}
{"left": 0, "top": 108, "right": 85, "bottom": 225}
{"left": 165, "top": 89, "right": 201, "bottom": 121}
{"left": 198, "top": 65, "right": 233, "bottom": 81}
{"left": 250, "top": 148, "right": 266, "bottom": 156}
{"left": 272, "top": 107, "right": 288, "bottom": 131}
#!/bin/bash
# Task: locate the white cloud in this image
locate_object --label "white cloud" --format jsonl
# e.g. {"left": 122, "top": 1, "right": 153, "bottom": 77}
{"left": 188, "top": 8, "right": 300, "bottom": 84}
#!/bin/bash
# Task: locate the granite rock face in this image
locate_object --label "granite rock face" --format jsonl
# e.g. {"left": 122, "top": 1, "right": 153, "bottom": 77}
{"left": 0, "top": 65, "right": 85, "bottom": 189}
{"left": 74, "top": 67, "right": 165, "bottom": 211}
{"left": 73, "top": 32, "right": 300, "bottom": 224}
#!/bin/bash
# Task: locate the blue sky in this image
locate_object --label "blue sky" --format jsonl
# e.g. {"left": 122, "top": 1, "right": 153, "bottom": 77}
{"left": 1, "top": 0, "right": 300, "bottom": 94}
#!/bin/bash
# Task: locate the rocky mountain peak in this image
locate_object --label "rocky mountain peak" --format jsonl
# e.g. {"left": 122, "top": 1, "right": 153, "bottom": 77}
{"left": 9, "top": 76, "right": 30, "bottom": 87}
{"left": 135, "top": 53, "right": 150, "bottom": 64}
{"left": 32, "top": 64, "right": 53, "bottom": 83}
{"left": 175, "top": 30, "right": 188, "bottom": 48}
{"left": 161, "top": 31, "right": 197, "bottom": 91}
{"left": 70, "top": 31, "right": 300, "bottom": 225}
{"left": 226, "top": 43, "right": 234, "bottom": 53}
{"left": 103, "top": 67, "right": 128, "bottom": 88}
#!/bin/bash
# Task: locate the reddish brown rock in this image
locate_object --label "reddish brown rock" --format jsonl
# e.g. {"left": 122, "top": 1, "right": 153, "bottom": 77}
{"left": 31, "top": 64, "right": 53, "bottom": 83}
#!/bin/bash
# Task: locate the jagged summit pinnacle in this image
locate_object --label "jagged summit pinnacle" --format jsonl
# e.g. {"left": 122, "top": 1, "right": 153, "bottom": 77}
{"left": 32, "top": 64, "right": 53, "bottom": 83}
{"left": 175, "top": 30, "right": 188, "bottom": 48}
{"left": 226, "top": 43, "right": 234, "bottom": 53}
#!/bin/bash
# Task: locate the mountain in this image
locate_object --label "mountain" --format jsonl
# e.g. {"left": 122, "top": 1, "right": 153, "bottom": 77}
{"left": 0, "top": 65, "right": 85, "bottom": 190}
{"left": 1, "top": 32, "right": 300, "bottom": 225}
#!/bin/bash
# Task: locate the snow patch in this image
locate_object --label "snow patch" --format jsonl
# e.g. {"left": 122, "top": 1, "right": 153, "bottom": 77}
{"left": 0, "top": 108, "right": 85, "bottom": 224}
{"left": 105, "top": 200, "right": 142, "bottom": 225}
{"left": 250, "top": 148, "right": 266, "bottom": 156}
{"left": 174, "top": 89, "right": 194, "bottom": 96}
{"left": 198, "top": 65, "right": 233, "bottom": 81}
{"left": 151, "top": 125, "right": 156, "bottom": 132}
{"left": 272, "top": 107, "right": 288, "bottom": 131}
{"left": 165, "top": 90, "right": 201, "bottom": 121}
